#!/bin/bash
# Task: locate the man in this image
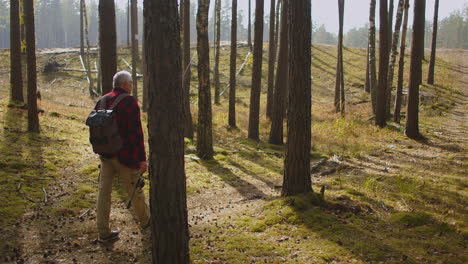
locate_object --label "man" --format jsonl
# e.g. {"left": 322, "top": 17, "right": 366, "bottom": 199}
{"left": 95, "top": 71, "right": 150, "bottom": 242}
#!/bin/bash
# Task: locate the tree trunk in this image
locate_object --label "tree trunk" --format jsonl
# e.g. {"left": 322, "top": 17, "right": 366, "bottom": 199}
{"left": 368, "top": 0, "right": 377, "bottom": 114}
{"left": 375, "top": 0, "right": 389, "bottom": 127}
{"left": 282, "top": 0, "right": 312, "bottom": 196}
{"left": 80, "top": 0, "right": 84, "bottom": 57}
{"left": 144, "top": 1, "right": 189, "bottom": 263}
{"left": 334, "top": 0, "right": 345, "bottom": 114}
{"left": 275, "top": 0, "right": 281, "bottom": 59}
{"left": 386, "top": 0, "right": 405, "bottom": 119}
{"left": 229, "top": 0, "right": 238, "bottom": 128}
{"left": 127, "top": 0, "right": 130, "bottom": 48}
{"left": 427, "top": 0, "right": 439, "bottom": 85}
{"left": 131, "top": 0, "right": 139, "bottom": 101}
{"left": 24, "top": 0, "right": 39, "bottom": 133}
{"left": 213, "top": 0, "right": 221, "bottom": 104}
{"left": 248, "top": 0, "right": 252, "bottom": 50}
{"left": 266, "top": 0, "right": 276, "bottom": 119}
{"left": 99, "top": 0, "right": 117, "bottom": 95}
{"left": 142, "top": 22, "right": 148, "bottom": 112}
{"left": 83, "top": 0, "right": 95, "bottom": 97}
{"left": 196, "top": 0, "right": 214, "bottom": 159}
{"left": 365, "top": 46, "right": 370, "bottom": 93}
{"left": 248, "top": 0, "right": 265, "bottom": 141}
{"left": 405, "top": 0, "right": 425, "bottom": 139}
{"left": 182, "top": 0, "right": 194, "bottom": 138}
{"left": 10, "top": 0, "right": 24, "bottom": 103}
{"left": 268, "top": 0, "right": 288, "bottom": 145}
{"left": 388, "top": 0, "right": 394, "bottom": 55}
{"left": 393, "top": 0, "right": 409, "bottom": 123}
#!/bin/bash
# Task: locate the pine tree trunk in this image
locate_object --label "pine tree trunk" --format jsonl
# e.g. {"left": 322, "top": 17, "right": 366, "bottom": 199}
{"left": 144, "top": 1, "right": 189, "bottom": 263}
{"left": 268, "top": 0, "right": 288, "bottom": 145}
{"left": 266, "top": 0, "right": 276, "bottom": 119}
{"left": 182, "top": 0, "right": 194, "bottom": 138}
{"left": 99, "top": 0, "right": 117, "bottom": 95}
{"left": 365, "top": 46, "right": 370, "bottom": 93}
{"left": 386, "top": 0, "right": 405, "bottom": 119}
{"left": 393, "top": 0, "right": 409, "bottom": 123}
{"left": 405, "top": 0, "right": 425, "bottom": 139}
{"left": 83, "top": 0, "right": 95, "bottom": 97}
{"left": 80, "top": 0, "right": 85, "bottom": 57}
{"left": 24, "top": 0, "right": 39, "bottom": 133}
{"left": 248, "top": 0, "right": 265, "bottom": 141}
{"left": 127, "top": 0, "right": 130, "bottom": 48}
{"left": 142, "top": 23, "right": 148, "bottom": 112}
{"left": 427, "top": 0, "right": 439, "bottom": 85}
{"left": 274, "top": 0, "right": 281, "bottom": 58}
{"left": 196, "top": 0, "right": 214, "bottom": 159}
{"left": 229, "top": 0, "right": 238, "bottom": 128}
{"left": 282, "top": 0, "right": 312, "bottom": 197}
{"left": 375, "top": 0, "right": 389, "bottom": 127}
{"left": 334, "top": 0, "right": 345, "bottom": 114}
{"left": 388, "top": 0, "right": 394, "bottom": 55}
{"left": 248, "top": 0, "right": 252, "bottom": 50}
{"left": 369, "top": 0, "right": 377, "bottom": 115}
{"left": 131, "top": 0, "right": 139, "bottom": 101}
{"left": 10, "top": 0, "right": 24, "bottom": 103}
{"left": 213, "top": 0, "right": 221, "bottom": 104}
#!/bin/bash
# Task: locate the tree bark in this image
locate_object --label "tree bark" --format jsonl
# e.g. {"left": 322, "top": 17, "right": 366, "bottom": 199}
{"left": 334, "top": 0, "right": 345, "bottom": 114}
{"left": 266, "top": 0, "right": 276, "bottom": 119}
{"left": 229, "top": 0, "right": 238, "bottom": 128}
{"left": 213, "top": 0, "right": 221, "bottom": 104}
{"left": 393, "top": 0, "right": 409, "bottom": 123}
{"left": 368, "top": 0, "right": 377, "bottom": 114}
{"left": 388, "top": 0, "right": 394, "bottom": 55}
{"left": 142, "top": 22, "right": 148, "bottom": 112}
{"left": 83, "top": 0, "right": 95, "bottom": 97}
{"left": 248, "top": 0, "right": 265, "bottom": 141}
{"left": 375, "top": 0, "right": 389, "bottom": 127}
{"left": 386, "top": 0, "right": 405, "bottom": 119}
{"left": 182, "top": 0, "right": 194, "bottom": 138}
{"left": 268, "top": 0, "right": 288, "bottom": 145}
{"left": 196, "top": 0, "right": 214, "bottom": 159}
{"left": 144, "top": 1, "right": 189, "bottom": 263}
{"left": 131, "top": 0, "right": 139, "bottom": 101}
{"left": 282, "top": 0, "right": 312, "bottom": 196}
{"left": 365, "top": 46, "right": 370, "bottom": 93}
{"left": 24, "top": 0, "right": 39, "bottom": 133}
{"left": 80, "top": 0, "right": 85, "bottom": 57}
{"left": 127, "top": 0, "right": 130, "bottom": 47}
{"left": 99, "top": 0, "right": 117, "bottom": 95}
{"left": 248, "top": 0, "right": 252, "bottom": 50}
{"left": 10, "top": 0, "right": 24, "bottom": 103}
{"left": 405, "top": 0, "right": 425, "bottom": 139}
{"left": 427, "top": 0, "right": 439, "bottom": 85}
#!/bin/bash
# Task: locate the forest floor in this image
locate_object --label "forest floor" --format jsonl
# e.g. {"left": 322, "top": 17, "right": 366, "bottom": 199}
{"left": 0, "top": 45, "right": 466, "bottom": 264}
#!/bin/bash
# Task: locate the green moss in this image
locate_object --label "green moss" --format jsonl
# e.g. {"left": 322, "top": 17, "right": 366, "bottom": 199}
{"left": 389, "top": 212, "right": 433, "bottom": 227}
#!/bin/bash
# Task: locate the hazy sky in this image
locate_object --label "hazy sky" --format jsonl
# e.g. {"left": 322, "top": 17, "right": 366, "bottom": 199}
{"left": 118, "top": 0, "right": 467, "bottom": 33}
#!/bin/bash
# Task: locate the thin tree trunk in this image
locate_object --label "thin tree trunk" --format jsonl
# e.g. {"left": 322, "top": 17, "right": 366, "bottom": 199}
{"left": 83, "top": 0, "right": 95, "bottom": 97}
{"left": 268, "top": 0, "right": 288, "bottom": 145}
{"left": 142, "top": 23, "right": 148, "bottom": 112}
{"left": 334, "top": 0, "right": 345, "bottom": 114}
{"left": 248, "top": 0, "right": 252, "bottom": 50}
{"left": 375, "top": 0, "right": 389, "bottom": 127}
{"left": 131, "top": 0, "right": 139, "bottom": 101}
{"left": 96, "top": 47, "right": 102, "bottom": 94}
{"left": 282, "top": 0, "right": 312, "bottom": 197}
{"left": 266, "top": 0, "right": 276, "bottom": 119}
{"left": 393, "top": 0, "right": 409, "bottom": 123}
{"left": 24, "top": 0, "right": 39, "bottom": 133}
{"left": 229, "top": 0, "right": 238, "bottom": 128}
{"left": 127, "top": 0, "right": 130, "bottom": 48}
{"left": 388, "top": 0, "right": 394, "bottom": 55}
{"left": 405, "top": 0, "right": 425, "bottom": 139}
{"left": 144, "top": 1, "right": 189, "bottom": 263}
{"left": 427, "top": 0, "right": 439, "bottom": 85}
{"left": 213, "top": 0, "right": 221, "bottom": 104}
{"left": 99, "top": 0, "right": 117, "bottom": 95}
{"left": 274, "top": 0, "right": 281, "bottom": 59}
{"left": 369, "top": 0, "right": 377, "bottom": 114}
{"left": 182, "top": 0, "right": 194, "bottom": 138}
{"left": 248, "top": 0, "right": 265, "bottom": 141}
{"left": 365, "top": 46, "right": 370, "bottom": 93}
{"left": 80, "top": 0, "right": 84, "bottom": 57}
{"left": 386, "top": 0, "right": 405, "bottom": 119}
{"left": 196, "top": 0, "right": 214, "bottom": 159}
{"left": 10, "top": 0, "right": 24, "bottom": 103}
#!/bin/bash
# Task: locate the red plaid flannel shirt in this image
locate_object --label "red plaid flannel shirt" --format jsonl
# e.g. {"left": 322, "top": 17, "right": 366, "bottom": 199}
{"left": 95, "top": 88, "right": 146, "bottom": 169}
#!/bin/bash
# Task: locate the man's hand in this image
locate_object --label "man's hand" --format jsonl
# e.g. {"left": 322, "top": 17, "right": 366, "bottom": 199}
{"left": 139, "top": 161, "right": 148, "bottom": 174}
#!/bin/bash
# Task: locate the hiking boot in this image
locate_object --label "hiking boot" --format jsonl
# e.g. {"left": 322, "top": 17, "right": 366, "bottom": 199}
{"left": 98, "top": 231, "right": 120, "bottom": 242}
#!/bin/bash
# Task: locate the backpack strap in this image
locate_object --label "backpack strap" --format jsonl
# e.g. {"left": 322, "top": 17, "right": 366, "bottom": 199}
{"left": 108, "top": 93, "right": 131, "bottom": 110}
{"left": 98, "top": 96, "right": 108, "bottom": 110}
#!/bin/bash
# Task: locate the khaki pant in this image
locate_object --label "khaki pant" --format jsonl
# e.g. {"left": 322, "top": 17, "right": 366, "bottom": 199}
{"left": 97, "top": 157, "right": 150, "bottom": 238}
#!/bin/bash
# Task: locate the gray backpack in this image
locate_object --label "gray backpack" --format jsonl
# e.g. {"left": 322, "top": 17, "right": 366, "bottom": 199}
{"left": 85, "top": 94, "right": 129, "bottom": 154}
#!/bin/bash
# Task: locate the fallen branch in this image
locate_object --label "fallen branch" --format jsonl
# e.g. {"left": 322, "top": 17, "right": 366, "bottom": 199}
{"left": 78, "top": 209, "right": 91, "bottom": 219}
{"left": 121, "top": 58, "right": 143, "bottom": 78}
{"left": 220, "top": 51, "right": 252, "bottom": 97}
{"left": 43, "top": 187, "right": 48, "bottom": 204}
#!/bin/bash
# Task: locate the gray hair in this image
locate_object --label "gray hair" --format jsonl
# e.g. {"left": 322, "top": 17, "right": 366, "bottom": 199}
{"left": 113, "top": 71, "right": 132, "bottom": 88}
